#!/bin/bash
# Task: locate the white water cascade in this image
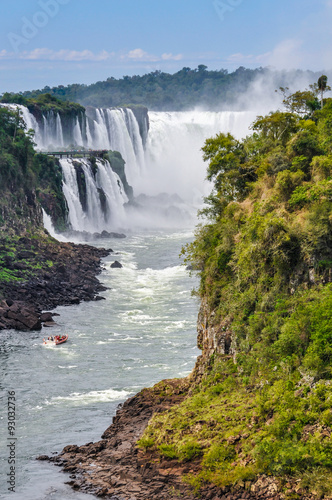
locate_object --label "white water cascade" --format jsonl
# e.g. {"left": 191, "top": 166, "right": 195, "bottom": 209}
{"left": 60, "top": 158, "right": 128, "bottom": 232}
{"left": 2, "top": 102, "right": 259, "bottom": 229}
{"left": 139, "top": 110, "right": 258, "bottom": 203}
{"left": 87, "top": 108, "right": 145, "bottom": 185}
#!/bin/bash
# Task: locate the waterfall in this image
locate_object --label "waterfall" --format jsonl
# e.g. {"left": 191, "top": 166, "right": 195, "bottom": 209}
{"left": 55, "top": 112, "right": 64, "bottom": 148}
{"left": 60, "top": 158, "right": 127, "bottom": 233}
{"left": 42, "top": 209, "right": 67, "bottom": 241}
{"left": 137, "top": 110, "right": 258, "bottom": 204}
{"left": 11, "top": 105, "right": 146, "bottom": 188}
{"left": 84, "top": 108, "right": 145, "bottom": 185}
{"left": 0, "top": 103, "right": 43, "bottom": 143}
{"left": 73, "top": 117, "right": 84, "bottom": 146}
{"left": 1, "top": 102, "right": 259, "bottom": 230}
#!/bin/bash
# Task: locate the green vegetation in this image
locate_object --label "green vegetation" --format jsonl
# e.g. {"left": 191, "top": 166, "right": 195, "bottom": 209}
{"left": 0, "top": 92, "right": 84, "bottom": 117}
{"left": 17, "top": 67, "right": 322, "bottom": 111}
{"left": 139, "top": 79, "right": 332, "bottom": 498}
{"left": 0, "top": 234, "right": 56, "bottom": 297}
{"left": 0, "top": 103, "right": 68, "bottom": 233}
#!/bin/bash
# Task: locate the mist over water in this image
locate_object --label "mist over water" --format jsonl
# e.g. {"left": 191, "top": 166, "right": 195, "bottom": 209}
{"left": 1, "top": 102, "right": 266, "bottom": 231}
{"left": 40, "top": 107, "right": 259, "bottom": 231}
{"left": 140, "top": 110, "right": 258, "bottom": 202}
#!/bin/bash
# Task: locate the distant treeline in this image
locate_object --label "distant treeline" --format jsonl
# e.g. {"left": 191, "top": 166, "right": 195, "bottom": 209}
{"left": 17, "top": 66, "right": 323, "bottom": 111}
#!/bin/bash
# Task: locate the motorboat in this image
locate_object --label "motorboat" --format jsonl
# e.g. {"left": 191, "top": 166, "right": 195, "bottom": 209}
{"left": 43, "top": 334, "right": 68, "bottom": 345}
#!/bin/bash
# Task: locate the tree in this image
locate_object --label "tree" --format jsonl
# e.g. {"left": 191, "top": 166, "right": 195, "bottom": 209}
{"left": 251, "top": 112, "right": 298, "bottom": 146}
{"left": 201, "top": 132, "right": 254, "bottom": 204}
{"left": 318, "top": 75, "right": 331, "bottom": 108}
{"left": 309, "top": 75, "right": 331, "bottom": 109}
{"left": 197, "top": 65, "right": 208, "bottom": 72}
{"left": 277, "top": 87, "right": 319, "bottom": 117}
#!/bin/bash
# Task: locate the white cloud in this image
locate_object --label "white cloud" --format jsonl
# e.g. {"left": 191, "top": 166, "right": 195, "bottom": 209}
{"left": 125, "top": 48, "right": 159, "bottom": 62}
{"left": 227, "top": 51, "right": 271, "bottom": 66}
{"left": 161, "top": 53, "right": 183, "bottom": 61}
{"left": 22, "top": 48, "right": 112, "bottom": 61}
{"left": 0, "top": 49, "right": 11, "bottom": 59}
{"left": 0, "top": 48, "right": 114, "bottom": 62}
{"left": 226, "top": 2, "right": 332, "bottom": 72}
{"left": 0, "top": 47, "right": 183, "bottom": 64}
{"left": 227, "top": 39, "right": 307, "bottom": 70}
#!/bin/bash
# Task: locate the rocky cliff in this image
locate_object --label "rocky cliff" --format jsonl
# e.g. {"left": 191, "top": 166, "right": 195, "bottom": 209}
{"left": 0, "top": 103, "right": 112, "bottom": 331}
{"left": 45, "top": 92, "right": 332, "bottom": 500}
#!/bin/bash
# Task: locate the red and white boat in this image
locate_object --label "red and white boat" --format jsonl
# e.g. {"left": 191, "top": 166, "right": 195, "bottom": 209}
{"left": 43, "top": 334, "right": 68, "bottom": 345}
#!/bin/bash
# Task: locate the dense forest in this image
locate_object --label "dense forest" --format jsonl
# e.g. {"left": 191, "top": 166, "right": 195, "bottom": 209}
{"left": 15, "top": 66, "right": 325, "bottom": 111}
{"left": 138, "top": 81, "right": 332, "bottom": 497}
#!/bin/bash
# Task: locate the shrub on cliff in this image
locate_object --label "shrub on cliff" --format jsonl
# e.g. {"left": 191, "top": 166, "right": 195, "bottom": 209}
{"left": 141, "top": 82, "right": 332, "bottom": 498}
{"left": 0, "top": 106, "right": 67, "bottom": 232}
{"left": 1, "top": 92, "right": 84, "bottom": 116}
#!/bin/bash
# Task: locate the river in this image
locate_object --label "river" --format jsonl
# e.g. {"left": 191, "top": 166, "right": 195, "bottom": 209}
{"left": 0, "top": 229, "right": 199, "bottom": 499}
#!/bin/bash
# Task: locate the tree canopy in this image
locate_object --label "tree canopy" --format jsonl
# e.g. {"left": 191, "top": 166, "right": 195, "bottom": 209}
{"left": 12, "top": 67, "right": 327, "bottom": 111}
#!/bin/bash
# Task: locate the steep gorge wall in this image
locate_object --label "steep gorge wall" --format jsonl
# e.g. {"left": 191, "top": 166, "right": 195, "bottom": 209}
{"left": 0, "top": 189, "right": 43, "bottom": 235}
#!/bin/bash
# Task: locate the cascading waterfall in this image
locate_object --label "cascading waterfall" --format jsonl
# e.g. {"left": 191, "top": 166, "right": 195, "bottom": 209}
{"left": 138, "top": 110, "right": 258, "bottom": 203}
{"left": 55, "top": 112, "right": 64, "bottom": 147}
{"left": 73, "top": 116, "right": 84, "bottom": 146}
{"left": 60, "top": 157, "right": 128, "bottom": 232}
{"left": 0, "top": 103, "right": 43, "bottom": 144}
{"left": 2, "top": 102, "right": 260, "bottom": 229}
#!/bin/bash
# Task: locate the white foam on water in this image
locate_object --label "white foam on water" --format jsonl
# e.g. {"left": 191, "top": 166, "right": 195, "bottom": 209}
{"left": 48, "top": 388, "right": 131, "bottom": 405}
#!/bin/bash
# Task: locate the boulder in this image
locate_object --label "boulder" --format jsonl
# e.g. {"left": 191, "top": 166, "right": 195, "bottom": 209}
{"left": 5, "top": 302, "right": 42, "bottom": 330}
{"left": 111, "top": 261, "right": 123, "bottom": 269}
{"left": 40, "top": 312, "right": 55, "bottom": 323}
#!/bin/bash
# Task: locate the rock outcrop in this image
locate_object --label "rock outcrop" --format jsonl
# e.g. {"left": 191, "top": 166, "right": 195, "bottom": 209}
{"left": 0, "top": 235, "right": 110, "bottom": 330}
{"left": 40, "top": 379, "right": 303, "bottom": 500}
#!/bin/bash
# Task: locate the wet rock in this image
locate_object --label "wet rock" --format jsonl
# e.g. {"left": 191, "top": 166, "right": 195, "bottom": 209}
{"left": 111, "top": 261, "right": 123, "bottom": 269}
{"left": 40, "top": 312, "right": 55, "bottom": 323}
{"left": 43, "top": 380, "right": 196, "bottom": 499}
{"left": 0, "top": 301, "right": 42, "bottom": 330}
{"left": 100, "top": 230, "right": 126, "bottom": 239}
{"left": 0, "top": 237, "right": 111, "bottom": 331}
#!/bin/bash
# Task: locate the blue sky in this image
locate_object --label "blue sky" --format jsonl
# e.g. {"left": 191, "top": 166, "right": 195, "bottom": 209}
{"left": 1, "top": 0, "right": 331, "bottom": 93}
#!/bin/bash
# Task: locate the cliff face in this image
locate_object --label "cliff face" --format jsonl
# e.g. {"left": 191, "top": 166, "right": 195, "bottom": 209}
{"left": 0, "top": 104, "right": 112, "bottom": 331}
{"left": 0, "top": 189, "right": 43, "bottom": 235}
{"left": 195, "top": 256, "right": 332, "bottom": 379}
{"left": 107, "top": 150, "right": 134, "bottom": 200}
{"left": 134, "top": 97, "right": 332, "bottom": 499}
{"left": 193, "top": 298, "right": 234, "bottom": 380}
{"left": 197, "top": 298, "right": 233, "bottom": 356}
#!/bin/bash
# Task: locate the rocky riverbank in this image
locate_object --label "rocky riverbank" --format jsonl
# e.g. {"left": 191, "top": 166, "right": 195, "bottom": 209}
{"left": 38, "top": 378, "right": 309, "bottom": 500}
{"left": 0, "top": 234, "right": 111, "bottom": 331}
